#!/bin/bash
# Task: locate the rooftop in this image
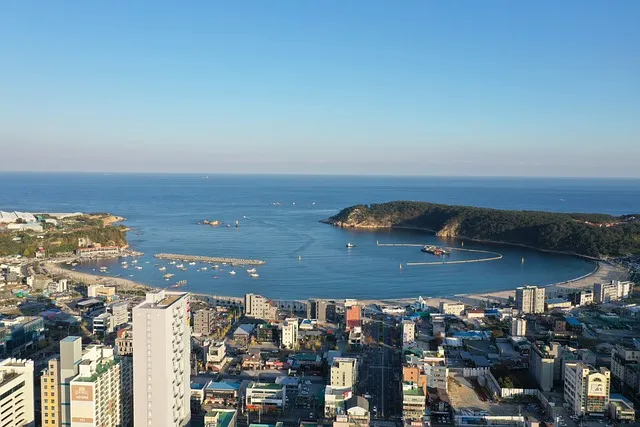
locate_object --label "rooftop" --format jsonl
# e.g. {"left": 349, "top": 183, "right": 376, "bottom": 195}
{"left": 248, "top": 382, "right": 283, "bottom": 391}
{"left": 206, "top": 381, "right": 241, "bottom": 391}
{"left": 205, "top": 410, "right": 236, "bottom": 427}
{"left": 403, "top": 386, "right": 424, "bottom": 396}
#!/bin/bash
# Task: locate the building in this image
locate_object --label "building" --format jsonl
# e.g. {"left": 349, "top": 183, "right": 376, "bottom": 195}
{"left": 307, "top": 299, "right": 336, "bottom": 323}
{"left": 90, "top": 312, "right": 113, "bottom": 335}
{"left": 194, "top": 309, "right": 216, "bottom": 335}
{"left": 439, "top": 302, "right": 465, "bottom": 317}
{"left": 402, "top": 383, "right": 426, "bottom": 423}
{"left": 574, "top": 290, "right": 594, "bottom": 306}
{"left": 69, "top": 345, "right": 122, "bottom": 427}
{"left": 403, "top": 365, "right": 427, "bottom": 393}
{"left": 331, "top": 357, "right": 358, "bottom": 388}
{"left": 334, "top": 396, "right": 370, "bottom": 427}
{"left": 41, "top": 358, "right": 60, "bottom": 426}
{"left": 611, "top": 344, "right": 640, "bottom": 389}
{"left": 424, "top": 348, "right": 449, "bottom": 390}
{"left": 107, "top": 301, "right": 129, "bottom": 330}
{"left": 204, "top": 409, "right": 237, "bottom": 427}
{"left": 594, "top": 280, "right": 634, "bottom": 303}
{"left": 244, "top": 293, "right": 277, "bottom": 321}
{"left": 47, "top": 279, "right": 69, "bottom": 294}
{"left": 204, "top": 381, "right": 240, "bottom": 407}
{"left": 115, "top": 326, "right": 133, "bottom": 356}
{"left": 87, "top": 284, "right": 116, "bottom": 300}
{"left": 207, "top": 341, "right": 227, "bottom": 367}
{"left": 133, "top": 290, "right": 191, "bottom": 427}
{"left": 324, "top": 386, "right": 353, "bottom": 419}
{"left": 281, "top": 317, "right": 299, "bottom": 350}
{"left": 564, "top": 362, "right": 611, "bottom": 416}
{"left": 256, "top": 324, "right": 278, "bottom": 343}
{"left": 232, "top": 324, "right": 254, "bottom": 346}
{"left": 510, "top": 317, "right": 527, "bottom": 337}
{"left": 515, "top": 286, "right": 545, "bottom": 314}
{"left": 609, "top": 395, "right": 635, "bottom": 423}
{"left": 245, "top": 383, "right": 286, "bottom": 413}
{"left": 345, "top": 301, "right": 361, "bottom": 331}
{"left": 545, "top": 297, "right": 572, "bottom": 310}
{"left": 0, "top": 358, "right": 34, "bottom": 427}
{"left": 530, "top": 342, "right": 559, "bottom": 392}
{"left": 0, "top": 316, "right": 45, "bottom": 358}
{"left": 402, "top": 320, "right": 416, "bottom": 344}
{"left": 75, "top": 246, "right": 121, "bottom": 258}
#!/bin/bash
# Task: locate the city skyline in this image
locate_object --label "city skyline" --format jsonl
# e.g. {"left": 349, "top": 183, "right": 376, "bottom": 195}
{"left": 1, "top": 1, "right": 639, "bottom": 177}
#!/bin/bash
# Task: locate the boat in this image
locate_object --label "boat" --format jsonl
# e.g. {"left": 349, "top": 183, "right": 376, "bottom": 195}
{"left": 188, "top": 262, "right": 196, "bottom": 266}
{"left": 132, "top": 260, "right": 138, "bottom": 264}
{"left": 135, "top": 266, "right": 143, "bottom": 270}
{"left": 213, "top": 264, "right": 219, "bottom": 269}
{"left": 229, "top": 270, "right": 236, "bottom": 275}
{"left": 99, "top": 266, "right": 108, "bottom": 272}
{"left": 250, "top": 273, "right": 259, "bottom": 278}
{"left": 247, "top": 268, "right": 257, "bottom": 273}
{"left": 71, "top": 262, "right": 78, "bottom": 267}
{"left": 169, "top": 261, "right": 177, "bottom": 265}
{"left": 120, "top": 261, "right": 127, "bottom": 265}
{"left": 171, "top": 280, "right": 187, "bottom": 288}
{"left": 346, "top": 242, "right": 355, "bottom": 248}
{"left": 176, "top": 264, "right": 184, "bottom": 268}
{"left": 159, "top": 266, "right": 166, "bottom": 271}
{"left": 421, "top": 245, "right": 451, "bottom": 256}
{"left": 200, "top": 267, "right": 208, "bottom": 271}
{"left": 163, "top": 273, "right": 174, "bottom": 279}
{"left": 298, "top": 255, "right": 302, "bottom": 261}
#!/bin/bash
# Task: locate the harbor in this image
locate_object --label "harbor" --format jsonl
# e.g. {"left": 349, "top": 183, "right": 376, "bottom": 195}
{"left": 154, "top": 253, "right": 266, "bottom": 266}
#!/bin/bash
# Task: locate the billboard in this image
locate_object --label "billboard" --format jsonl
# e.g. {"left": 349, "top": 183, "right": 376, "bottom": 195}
{"left": 71, "top": 384, "right": 94, "bottom": 401}
{"left": 588, "top": 380, "right": 606, "bottom": 396}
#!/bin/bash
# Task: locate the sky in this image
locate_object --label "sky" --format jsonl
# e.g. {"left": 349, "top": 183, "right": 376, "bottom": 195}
{"left": 0, "top": 1, "right": 639, "bottom": 177}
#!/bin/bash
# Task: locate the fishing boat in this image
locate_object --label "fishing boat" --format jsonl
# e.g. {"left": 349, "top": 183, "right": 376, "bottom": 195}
{"left": 213, "top": 265, "right": 220, "bottom": 269}
{"left": 346, "top": 242, "right": 356, "bottom": 248}
{"left": 200, "top": 267, "right": 208, "bottom": 271}
{"left": 188, "top": 262, "right": 196, "bottom": 266}
{"left": 99, "top": 266, "right": 108, "bottom": 272}
{"left": 176, "top": 264, "right": 184, "bottom": 268}
{"left": 159, "top": 266, "right": 166, "bottom": 271}
{"left": 132, "top": 260, "right": 138, "bottom": 264}
{"left": 250, "top": 273, "right": 259, "bottom": 278}
{"left": 229, "top": 270, "right": 236, "bottom": 275}
{"left": 163, "top": 273, "right": 174, "bottom": 279}
{"left": 135, "top": 266, "right": 143, "bottom": 270}
{"left": 247, "top": 268, "right": 257, "bottom": 273}
{"left": 169, "top": 261, "right": 177, "bottom": 265}
{"left": 421, "top": 245, "right": 451, "bottom": 256}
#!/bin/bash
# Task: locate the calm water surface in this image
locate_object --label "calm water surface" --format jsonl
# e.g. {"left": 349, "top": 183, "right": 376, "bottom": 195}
{"left": 2, "top": 173, "right": 639, "bottom": 299}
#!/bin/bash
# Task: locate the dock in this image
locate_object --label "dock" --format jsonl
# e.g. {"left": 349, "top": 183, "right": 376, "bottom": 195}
{"left": 154, "top": 253, "right": 265, "bottom": 266}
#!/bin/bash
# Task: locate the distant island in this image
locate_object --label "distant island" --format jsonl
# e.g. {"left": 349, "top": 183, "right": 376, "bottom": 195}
{"left": 323, "top": 201, "right": 640, "bottom": 258}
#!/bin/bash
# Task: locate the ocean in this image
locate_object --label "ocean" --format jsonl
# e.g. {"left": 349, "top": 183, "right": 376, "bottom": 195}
{"left": 2, "top": 173, "right": 639, "bottom": 300}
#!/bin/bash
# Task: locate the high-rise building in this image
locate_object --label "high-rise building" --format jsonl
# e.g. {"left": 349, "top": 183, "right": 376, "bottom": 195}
{"left": 424, "top": 348, "right": 449, "bottom": 391}
{"left": 345, "top": 301, "right": 361, "bottom": 331}
{"left": 307, "top": 299, "right": 336, "bottom": 323}
{"left": 331, "top": 357, "right": 358, "bottom": 388}
{"left": 281, "top": 318, "right": 299, "bottom": 350}
{"left": 107, "top": 301, "right": 129, "bottom": 330}
{"left": 41, "top": 358, "right": 61, "bottom": 426}
{"left": 193, "top": 309, "right": 216, "bottom": 335}
{"left": 61, "top": 336, "right": 83, "bottom": 426}
{"left": 516, "top": 286, "right": 545, "bottom": 314}
{"left": 402, "top": 320, "right": 416, "bottom": 344}
{"left": 530, "top": 342, "right": 559, "bottom": 392}
{"left": 69, "top": 345, "right": 122, "bottom": 426}
{"left": 133, "top": 290, "right": 191, "bottom": 427}
{"left": 594, "top": 281, "right": 634, "bottom": 303}
{"left": 564, "top": 362, "right": 611, "bottom": 416}
{"left": 0, "top": 358, "right": 34, "bottom": 427}
{"left": 244, "top": 293, "right": 277, "bottom": 321}
{"left": 115, "top": 327, "right": 134, "bottom": 427}
{"left": 510, "top": 317, "right": 527, "bottom": 337}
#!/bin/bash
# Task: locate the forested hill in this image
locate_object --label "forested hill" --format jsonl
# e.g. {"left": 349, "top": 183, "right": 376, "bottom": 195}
{"left": 324, "top": 201, "right": 640, "bottom": 258}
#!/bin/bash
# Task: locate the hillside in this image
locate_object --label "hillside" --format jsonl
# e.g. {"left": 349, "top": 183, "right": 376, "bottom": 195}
{"left": 324, "top": 201, "right": 640, "bottom": 258}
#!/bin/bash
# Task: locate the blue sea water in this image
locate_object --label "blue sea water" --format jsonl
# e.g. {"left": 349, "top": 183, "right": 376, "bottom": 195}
{"left": 2, "top": 173, "right": 639, "bottom": 300}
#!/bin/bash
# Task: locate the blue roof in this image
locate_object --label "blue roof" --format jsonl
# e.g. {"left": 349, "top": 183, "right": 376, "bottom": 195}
{"left": 191, "top": 382, "right": 206, "bottom": 390}
{"left": 566, "top": 317, "right": 583, "bottom": 326}
{"left": 206, "top": 381, "right": 241, "bottom": 391}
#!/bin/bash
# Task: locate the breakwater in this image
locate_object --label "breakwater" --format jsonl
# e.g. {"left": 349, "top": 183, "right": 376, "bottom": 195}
{"left": 376, "top": 242, "right": 503, "bottom": 266}
{"left": 154, "top": 253, "right": 265, "bottom": 266}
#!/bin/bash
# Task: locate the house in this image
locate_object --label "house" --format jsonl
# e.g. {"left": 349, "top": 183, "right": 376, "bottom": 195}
{"left": 233, "top": 324, "right": 254, "bottom": 345}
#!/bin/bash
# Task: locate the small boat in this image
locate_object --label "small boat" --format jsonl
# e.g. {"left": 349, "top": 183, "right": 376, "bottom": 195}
{"left": 247, "top": 268, "right": 257, "bottom": 273}
{"left": 169, "top": 261, "right": 177, "bottom": 265}
{"left": 132, "top": 260, "right": 138, "bottom": 264}
{"left": 346, "top": 242, "right": 355, "bottom": 248}
{"left": 522, "top": 257, "right": 525, "bottom": 264}
{"left": 99, "top": 266, "right": 108, "bottom": 272}
{"left": 250, "top": 273, "right": 259, "bottom": 278}
{"left": 121, "top": 261, "right": 127, "bottom": 265}
{"left": 199, "top": 267, "right": 208, "bottom": 271}
{"left": 135, "top": 266, "right": 143, "bottom": 270}
{"left": 400, "top": 264, "right": 403, "bottom": 269}
{"left": 159, "top": 266, "right": 166, "bottom": 271}
{"left": 163, "top": 273, "right": 174, "bottom": 279}
{"left": 188, "top": 262, "right": 196, "bottom": 266}
{"left": 229, "top": 270, "right": 236, "bottom": 275}
{"left": 214, "top": 275, "right": 219, "bottom": 279}
{"left": 176, "top": 264, "right": 184, "bottom": 268}
{"left": 71, "top": 262, "right": 78, "bottom": 267}
{"left": 213, "top": 265, "right": 219, "bottom": 269}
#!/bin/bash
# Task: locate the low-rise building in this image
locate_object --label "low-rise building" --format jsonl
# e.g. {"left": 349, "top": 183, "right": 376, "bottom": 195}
{"left": 233, "top": 324, "right": 254, "bottom": 346}
{"left": 0, "top": 316, "right": 45, "bottom": 358}
{"left": 0, "top": 358, "right": 34, "bottom": 427}
{"left": 402, "top": 320, "right": 416, "bottom": 344}
{"left": 207, "top": 341, "right": 227, "bottom": 368}
{"left": 594, "top": 280, "right": 634, "bottom": 303}
{"left": 331, "top": 357, "right": 358, "bottom": 388}
{"left": 545, "top": 297, "right": 572, "bottom": 310}
{"left": 87, "top": 284, "right": 116, "bottom": 300}
{"left": 205, "top": 381, "right": 240, "bottom": 407}
{"left": 281, "top": 317, "right": 299, "bottom": 350}
{"left": 256, "top": 324, "right": 278, "bottom": 343}
{"left": 439, "top": 302, "right": 465, "bottom": 317}
{"left": 245, "top": 383, "right": 286, "bottom": 413}
{"left": 334, "top": 396, "right": 370, "bottom": 427}
{"left": 204, "top": 409, "right": 237, "bottom": 427}
{"left": 324, "top": 385, "right": 353, "bottom": 419}
{"left": 609, "top": 395, "right": 635, "bottom": 423}
{"left": 424, "top": 348, "right": 448, "bottom": 391}
{"left": 47, "top": 279, "right": 69, "bottom": 294}
{"left": 574, "top": 290, "right": 594, "bottom": 306}
{"left": 75, "top": 246, "right": 120, "bottom": 258}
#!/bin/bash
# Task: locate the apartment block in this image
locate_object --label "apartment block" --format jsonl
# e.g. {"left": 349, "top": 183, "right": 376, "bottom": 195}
{"left": 402, "top": 320, "right": 416, "bottom": 344}
{"left": 564, "top": 362, "right": 611, "bottom": 416}
{"left": 0, "top": 358, "right": 35, "bottom": 427}
{"left": 594, "top": 280, "right": 634, "bottom": 303}
{"left": 307, "top": 299, "right": 336, "bottom": 323}
{"left": 510, "top": 317, "right": 527, "bottom": 337}
{"left": 402, "top": 383, "right": 426, "bottom": 423}
{"left": 41, "top": 358, "right": 60, "bottom": 426}
{"left": 281, "top": 317, "right": 299, "bottom": 350}
{"left": 244, "top": 293, "right": 277, "bottom": 321}
{"left": 193, "top": 309, "right": 216, "bottom": 335}
{"left": 516, "top": 286, "right": 545, "bottom": 314}
{"left": 530, "top": 342, "right": 559, "bottom": 392}
{"left": 133, "top": 290, "right": 191, "bottom": 427}
{"left": 424, "top": 348, "right": 448, "bottom": 391}
{"left": 331, "top": 357, "right": 358, "bottom": 388}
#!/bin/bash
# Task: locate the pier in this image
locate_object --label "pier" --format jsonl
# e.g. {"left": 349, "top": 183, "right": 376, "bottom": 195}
{"left": 154, "top": 253, "right": 265, "bottom": 266}
{"left": 376, "top": 241, "right": 503, "bottom": 266}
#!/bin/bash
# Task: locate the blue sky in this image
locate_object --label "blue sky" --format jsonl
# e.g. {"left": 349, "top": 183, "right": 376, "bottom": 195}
{"left": 1, "top": 1, "right": 638, "bottom": 176}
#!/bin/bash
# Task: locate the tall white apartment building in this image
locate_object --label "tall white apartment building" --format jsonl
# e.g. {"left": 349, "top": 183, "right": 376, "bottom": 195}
{"left": 564, "top": 362, "right": 611, "bottom": 416}
{"left": 244, "top": 293, "right": 277, "bottom": 321}
{"left": 594, "top": 280, "right": 634, "bottom": 303}
{"left": 281, "top": 317, "right": 299, "bottom": 350}
{"left": 133, "top": 291, "right": 191, "bottom": 427}
{"left": 402, "top": 320, "right": 416, "bottom": 344}
{"left": 510, "top": 317, "right": 527, "bottom": 337}
{"left": 516, "top": 286, "right": 545, "bottom": 314}
{"left": 0, "top": 358, "right": 34, "bottom": 427}
{"left": 331, "top": 357, "right": 358, "bottom": 388}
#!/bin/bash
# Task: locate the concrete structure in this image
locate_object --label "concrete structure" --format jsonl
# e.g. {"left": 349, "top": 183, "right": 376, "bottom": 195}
{"left": 244, "top": 293, "right": 277, "bottom": 321}
{"left": 193, "top": 309, "right": 216, "bottom": 335}
{"left": 335, "top": 396, "right": 370, "bottom": 427}
{"left": 611, "top": 344, "right": 640, "bottom": 391}
{"left": 594, "top": 280, "right": 634, "bottom": 303}
{"left": 515, "top": 286, "right": 545, "bottom": 314}
{"left": 545, "top": 297, "right": 572, "bottom": 310}
{"left": 0, "top": 316, "right": 45, "bottom": 358}
{"left": 90, "top": 312, "right": 112, "bottom": 335}
{"left": 281, "top": 317, "right": 299, "bottom": 350}
{"left": 0, "top": 211, "right": 37, "bottom": 223}
{"left": 609, "top": 396, "right": 635, "bottom": 423}
{"left": 48, "top": 279, "right": 69, "bottom": 294}
{"left": 133, "top": 290, "right": 191, "bottom": 427}
{"left": 60, "top": 336, "right": 83, "bottom": 426}
{"left": 75, "top": 246, "right": 120, "bottom": 258}
{"left": 331, "top": 357, "right": 358, "bottom": 388}
{"left": 510, "top": 317, "right": 527, "bottom": 337}
{"left": 402, "top": 320, "right": 416, "bottom": 344}
{"left": 439, "top": 301, "right": 465, "bottom": 316}
{"left": 402, "top": 383, "right": 426, "bottom": 423}
{"left": 324, "top": 386, "right": 353, "bottom": 419}
{"left": 345, "top": 300, "right": 361, "bottom": 331}
{"left": 207, "top": 341, "right": 226, "bottom": 365}
{"left": 307, "top": 299, "right": 336, "bottom": 323}
{"left": 574, "top": 290, "right": 594, "bottom": 306}
{"left": 204, "top": 381, "right": 240, "bottom": 407}
{"left": 0, "top": 358, "right": 34, "bottom": 427}
{"left": 204, "top": 409, "right": 237, "bottom": 427}
{"left": 115, "top": 326, "right": 133, "bottom": 356}
{"left": 41, "top": 358, "right": 61, "bottom": 426}
{"left": 245, "top": 382, "right": 286, "bottom": 412}
{"left": 530, "top": 342, "right": 559, "bottom": 392}
{"left": 564, "top": 362, "right": 611, "bottom": 416}
{"left": 107, "top": 301, "right": 129, "bottom": 330}
{"left": 87, "top": 284, "right": 116, "bottom": 300}
{"left": 69, "top": 345, "right": 122, "bottom": 427}
{"left": 424, "top": 348, "right": 448, "bottom": 390}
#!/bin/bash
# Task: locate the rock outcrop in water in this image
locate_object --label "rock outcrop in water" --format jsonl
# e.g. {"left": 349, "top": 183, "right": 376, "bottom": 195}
{"left": 323, "top": 201, "right": 640, "bottom": 258}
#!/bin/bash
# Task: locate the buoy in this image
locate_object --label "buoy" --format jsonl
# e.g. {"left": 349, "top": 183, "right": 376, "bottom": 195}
{"left": 461, "top": 241, "right": 464, "bottom": 247}
{"left": 298, "top": 255, "right": 302, "bottom": 261}
{"left": 399, "top": 264, "right": 403, "bottom": 269}
{"left": 521, "top": 257, "right": 525, "bottom": 264}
